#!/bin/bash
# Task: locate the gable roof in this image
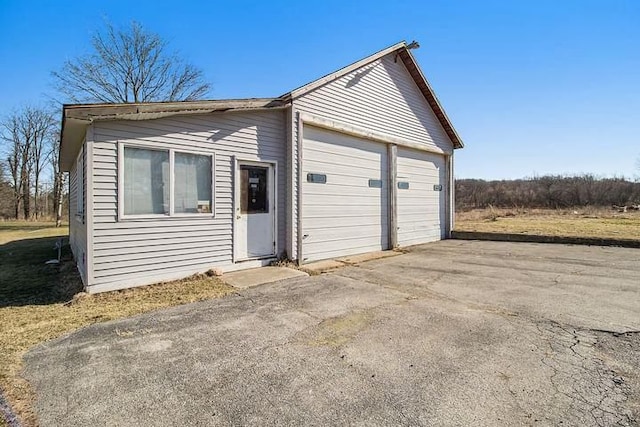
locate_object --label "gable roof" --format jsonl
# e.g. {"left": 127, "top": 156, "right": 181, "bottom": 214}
{"left": 60, "top": 41, "right": 463, "bottom": 170}
{"left": 280, "top": 41, "right": 463, "bottom": 149}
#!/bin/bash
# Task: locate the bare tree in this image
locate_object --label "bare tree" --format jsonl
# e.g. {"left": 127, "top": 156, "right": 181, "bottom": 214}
{"left": 0, "top": 163, "right": 13, "bottom": 218}
{"left": 2, "top": 113, "right": 30, "bottom": 219}
{"left": 48, "top": 134, "right": 65, "bottom": 226}
{"left": 1, "top": 107, "right": 57, "bottom": 219}
{"left": 31, "top": 111, "right": 56, "bottom": 219}
{"left": 3, "top": 117, "right": 23, "bottom": 219}
{"left": 52, "top": 21, "right": 210, "bottom": 103}
{"left": 456, "top": 175, "right": 640, "bottom": 210}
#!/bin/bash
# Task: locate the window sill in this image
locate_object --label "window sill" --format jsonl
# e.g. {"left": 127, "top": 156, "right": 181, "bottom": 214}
{"left": 118, "top": 214, "right": 215, "bottom": 222}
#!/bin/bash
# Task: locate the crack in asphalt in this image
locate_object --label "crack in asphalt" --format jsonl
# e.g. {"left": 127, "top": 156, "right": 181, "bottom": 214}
{"left": 534, "top": 320, "right": 635, "bottom": 426}
{"left": 332, "top": 264, "right": 639, "bottom": 426}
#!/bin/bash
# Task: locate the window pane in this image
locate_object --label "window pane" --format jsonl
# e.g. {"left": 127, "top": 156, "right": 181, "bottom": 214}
{"left": 240, "top": 166, "right": 268, "bottom": 214}
{"left": 77, "top": 147, "right": 84, "bottom": 215}
{"left": 174, "top": 153, "right": 212, "bottom": 214}
{"left": 123, "top": 147, "right": 169, "bottom": 215}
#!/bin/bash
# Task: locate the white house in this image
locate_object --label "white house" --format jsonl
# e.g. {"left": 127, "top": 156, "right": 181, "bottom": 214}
{"left": 59, "top": 41, "right": 464, "bottom": 293}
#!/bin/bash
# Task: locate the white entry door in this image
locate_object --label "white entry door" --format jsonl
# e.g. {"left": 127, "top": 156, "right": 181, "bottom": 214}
{"left": 235, "top": 162, "right": 275, "bottom": 260}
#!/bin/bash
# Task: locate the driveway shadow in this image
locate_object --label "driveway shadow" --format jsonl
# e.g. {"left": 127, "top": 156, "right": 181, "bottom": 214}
{"left": 0, "top": 236, "right": 82, "bottom": 308}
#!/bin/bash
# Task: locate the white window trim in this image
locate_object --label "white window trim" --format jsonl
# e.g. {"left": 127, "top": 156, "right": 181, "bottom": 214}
{"left": 75, "top": 145, "right": 84, "bottom": 223}
{"left": 117, "top": 141, "right": 216, "bottom": 221}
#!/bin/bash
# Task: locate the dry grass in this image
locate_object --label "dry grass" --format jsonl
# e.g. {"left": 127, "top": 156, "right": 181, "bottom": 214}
{"left": 0, "top": 221, "right": 71, "bottom": 245}
{"left": 455, "top": 207, "right": 640, "bottom": 241}
{"left": 0, "top": 221, "right": 235, "bottom": 427}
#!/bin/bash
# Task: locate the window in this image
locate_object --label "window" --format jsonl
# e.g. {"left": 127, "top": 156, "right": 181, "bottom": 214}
{"left": 240, "top": 165, "right": 269, "bottom": 213}
{"left": 174, "top": 152, "right": 212, "bottom": 214}
{"left": 123, "top": 147, "right": 169, "bottom": 215}
{"left": 306, "top": 173, "right": 326, "bottom": 184}
{"left": 76, "top": 146, "right": 84, "bottom": 219}
{"left": 121, "top": 145, "right": 214, "bottom": 218}
{"left": 368, "top": 179, "right": 383, "bottom": 188}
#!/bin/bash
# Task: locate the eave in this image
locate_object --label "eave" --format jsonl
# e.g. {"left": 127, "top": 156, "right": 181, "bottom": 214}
{"left": 59, "top": 98, "right": 288, "bottom": 171}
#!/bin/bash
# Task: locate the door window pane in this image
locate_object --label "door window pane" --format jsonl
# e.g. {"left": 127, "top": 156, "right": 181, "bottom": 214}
{"left": 174, "top": 153, "right": 212, "bottom": 213}
{"left": 123, "top": 147, "right": 169, "bottom": 215}
{"left": 240, "top": 166, "right": 268, "bottom": 213}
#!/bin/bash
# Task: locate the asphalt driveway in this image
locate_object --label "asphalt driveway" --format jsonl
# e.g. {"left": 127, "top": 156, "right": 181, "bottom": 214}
{"left": 24, "top": 241, "right": 640, "bottom": 426}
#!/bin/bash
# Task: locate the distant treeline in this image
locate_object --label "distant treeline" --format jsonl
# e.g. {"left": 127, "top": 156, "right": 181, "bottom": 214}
{"left": 456, "top": 175, "right": 640, "bottom": 210}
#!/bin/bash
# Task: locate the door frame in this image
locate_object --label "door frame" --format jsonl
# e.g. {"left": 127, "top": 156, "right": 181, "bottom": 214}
{"left": 232, "top": 156, "right": 278, "bottom": 262}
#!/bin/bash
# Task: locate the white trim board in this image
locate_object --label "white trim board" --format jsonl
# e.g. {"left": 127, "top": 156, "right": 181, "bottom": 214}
{"left": 298, "top": 112, "right": 451, "bottom": 156}
{"left": 85, "top": 125, "right": 95, "bottom": 287}
{"left": 288, "top": 42, "right": 406, "bottom": 98}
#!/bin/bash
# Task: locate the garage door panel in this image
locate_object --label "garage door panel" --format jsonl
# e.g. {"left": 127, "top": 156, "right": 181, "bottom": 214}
{"left": 398, "top": 228, "right": 441, "bottom": 247}
{"left": 304, "top": 152, "right": 384, "bottom": 169}
{"left": 397, "top": 175, "right": 439, "bottom": 184}
{"left": 397, "top": 162, "right": 440, "bottom": 173}
{"left": 303, "top": 238, "right": 388, "bottom": 260}
{"left": 304, "top": 224, "right": 386, "bottom": 240}
{"left": 305, "top": 216, "right": 384, "bottom": 229}
{"left": 397, "top": 148, "right": 446, "bottom": 247}
{"left": 303, "top": 206, "right": 382, "bottom": 217}
{"left": 397, "top": 211, "right": 439, "bottom": 220}
{"left": 302, "top": 126, "right": 389, "bottom": 262}
{"left": 306, "top": 162, "right": 383, "bottom": 177}
{"left": 398, "top": 192, "right": 438, "bottom": 200}
{"left": 305, "top": 186, "right": 389, "bottom": 198}
{"left": 305, "top": 137, "right": 383, "bottom": 153}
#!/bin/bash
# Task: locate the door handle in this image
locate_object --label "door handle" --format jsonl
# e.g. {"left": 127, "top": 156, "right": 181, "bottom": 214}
{"left": 236, "top": 215, "right": 241, "bottom": 220}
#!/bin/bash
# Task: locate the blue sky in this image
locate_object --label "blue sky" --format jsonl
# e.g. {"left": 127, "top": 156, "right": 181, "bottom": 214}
{"left": 0, "top": 0, "right": 638, "bottom": 179}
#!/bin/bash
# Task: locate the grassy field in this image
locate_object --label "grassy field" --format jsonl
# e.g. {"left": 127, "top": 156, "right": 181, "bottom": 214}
{"left": 0, "top": 221, "right": 234, "bottom": 427}
{"left": 455, "top": 207, "right": 640, "bottom": 241}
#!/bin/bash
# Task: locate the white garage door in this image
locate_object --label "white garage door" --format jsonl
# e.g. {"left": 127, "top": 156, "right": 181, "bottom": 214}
{"left": 397, "top": 147, "right": 446, "bottom": 247}
{"left": 302, "top": 126, "right": 389, "bottom": 262}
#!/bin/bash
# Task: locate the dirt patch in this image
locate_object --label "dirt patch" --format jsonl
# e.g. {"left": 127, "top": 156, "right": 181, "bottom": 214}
{"left": 301, "top": 311, "right": 375, "bottom": 347}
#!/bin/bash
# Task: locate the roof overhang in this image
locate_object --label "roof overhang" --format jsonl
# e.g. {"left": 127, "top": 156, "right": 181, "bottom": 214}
{"left": 59, "top": 98, "right": 288, "bottom": 171}
{"left": 397, "top": 48, "right": 464, "bottom": 149}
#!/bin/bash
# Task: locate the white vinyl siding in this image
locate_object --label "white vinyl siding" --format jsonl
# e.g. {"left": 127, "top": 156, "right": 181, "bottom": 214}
{"left": 69, "top": 143, "right": 88, "bottom": 283}
{"left": 301, "top": 126, "right": 388, "bottom": 262}
{"left": 293, "top": 54, "right": 452, "bottom": 154}
{"left": 90, "top": 110, "right": 286, "bottom": 291}
{"left": 397, "top": 148, "right": 446, "bottom": 246}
